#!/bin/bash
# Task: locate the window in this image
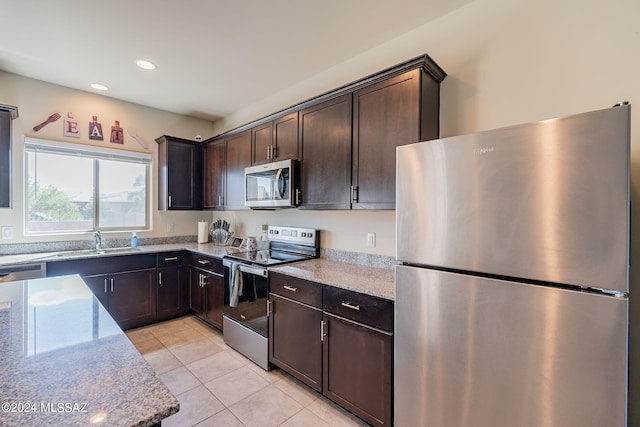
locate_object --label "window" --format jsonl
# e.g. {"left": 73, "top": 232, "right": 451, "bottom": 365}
{"left": 25, "top": 138, "right": 151, "bottom": 234}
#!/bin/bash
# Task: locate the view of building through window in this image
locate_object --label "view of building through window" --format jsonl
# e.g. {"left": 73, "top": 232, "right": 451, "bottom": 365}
{"left": 25, "top": 140, "right": 150, "bottom": 234}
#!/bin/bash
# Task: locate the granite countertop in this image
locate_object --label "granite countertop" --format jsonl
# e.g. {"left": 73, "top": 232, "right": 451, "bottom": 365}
{"left": 0, "top": 275, "right": 179, "bottom": 426}
{"left": 0, "top": 243, "right": 396, "bottom": 300}
{"left": 270, "top": 257, "right": 395, "bottom": 300}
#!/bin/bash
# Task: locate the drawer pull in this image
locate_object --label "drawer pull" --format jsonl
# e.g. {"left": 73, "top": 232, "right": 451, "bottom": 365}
{"left": 283, "top": 285, "right": 298, "bottom": 292}
{"left": 164, "top": 256, "right": 178, "bottom": 261}
{"left": 198, "top": 260, "right": 210, "bottom": 265}
{"left": 341, "top": 302, "right": 361, "bottom": 311}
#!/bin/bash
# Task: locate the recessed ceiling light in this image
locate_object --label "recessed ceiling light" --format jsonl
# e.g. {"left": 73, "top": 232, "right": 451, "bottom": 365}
{"left": 136, "top": 60, "right": 156, "bottom": 70}
{"left": 90, "top": 83, "right": 109, "bottom": 91}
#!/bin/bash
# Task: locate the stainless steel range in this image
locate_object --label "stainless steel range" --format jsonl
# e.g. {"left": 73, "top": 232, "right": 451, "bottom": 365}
{"left": 222, "top": 225, "right": 319, "bottom": 370}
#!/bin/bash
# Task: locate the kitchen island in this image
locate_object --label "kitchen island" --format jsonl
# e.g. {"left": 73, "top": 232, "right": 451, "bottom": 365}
{"left": 0, "top": 274, "right": 179, "bottom": 426}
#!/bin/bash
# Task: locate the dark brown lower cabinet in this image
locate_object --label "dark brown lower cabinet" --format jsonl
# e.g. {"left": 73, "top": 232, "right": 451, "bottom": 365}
{"left": 269, "top": 293, "right": 323, "bottom": 392}
{"left": 323, "top": 313, "right": 393, "bottom": 427}
{"left": 157, "top": 265, "right": 189, "bottom": 320}
{"left": 190, "top": 267, "right": 224, "bottom": 330}
{"left": 83, "top": 269, "right": 156, "bottom": 330}
{"left": 268, "top": 272, "right": 393, "bottom": 426}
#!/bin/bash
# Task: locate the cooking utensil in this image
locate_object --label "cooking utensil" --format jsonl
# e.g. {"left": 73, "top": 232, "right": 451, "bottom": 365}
{"left": 126, "top": 128, "right": 149, "bottom": 149}
{"left": 33, "top": 113, "right": 61, "bottom": 132}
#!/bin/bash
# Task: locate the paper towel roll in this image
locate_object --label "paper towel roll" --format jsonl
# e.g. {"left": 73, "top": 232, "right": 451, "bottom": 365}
{"left": 198, "top": 221, "right": 209, "bottom": 243}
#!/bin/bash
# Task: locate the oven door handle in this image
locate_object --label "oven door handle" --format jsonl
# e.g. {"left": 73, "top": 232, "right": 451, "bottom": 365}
{"left": 223, "top": 259, "right": 268, "bottom": 277}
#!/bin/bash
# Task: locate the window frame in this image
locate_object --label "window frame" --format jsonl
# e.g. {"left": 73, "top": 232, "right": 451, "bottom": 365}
{"left": 24, "top": 137, "right": 152, "bottom": 235}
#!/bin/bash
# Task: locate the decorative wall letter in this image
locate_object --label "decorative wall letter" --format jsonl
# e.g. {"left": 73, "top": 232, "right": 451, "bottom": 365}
{"left": 110, "top": 120, "right": 124, "bottom": 144}
{"left": 89, "top": 116, "right": 103, "bottom": 141}
{"left": 63, "top": 112, "right": 80, "bottom": 138}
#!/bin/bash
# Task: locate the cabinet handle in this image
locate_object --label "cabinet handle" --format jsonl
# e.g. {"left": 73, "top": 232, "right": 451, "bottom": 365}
{"left": 168, "top": 195, "right": 172, "bottom": 208}
{"left": 158, "top": 272, "right": 162, "bottom": 285}
{"left": 321, "top": 320, "right": 327, "bottom": 341}
{"left": 283, "top": 285, "right": 297, "bottom": 292}
{"left": 110, "top": 278, "right": 114, "bottom": 293}
{"left": 295, "top": 189, "right": 301, "bottom": 205}
{"left": 341, "top": 302, "right": 361, "bottom": 311}
{"left": 198, "top": 260, "right": 210, "bottom": 265}
{"left": 266, "top": 299, "right": 272, "bottom": 317}
{"left": 201, "top": 273, "right": 207, "bottom": 287}
{"left": 273, "top": 145, "right": 278, "bottom": 159}
{"left": 104, "top": 278, "right": 108, "bottom": 294}
{"left": 267, "top": 145, "right": 271, "bottom": 160}
{"left": 350, "top": 185, "right": 358, "bottom": 204}
{"left": 218, "top": 195, "right": 224, "bottom": 206}
{"left": 164, "top": 256, "right": 178, "bottom": 261}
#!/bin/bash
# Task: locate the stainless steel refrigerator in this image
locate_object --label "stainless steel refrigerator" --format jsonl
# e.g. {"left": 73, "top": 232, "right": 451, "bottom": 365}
{"left": 395, "top": 104, "right": 630, "bottom": 427}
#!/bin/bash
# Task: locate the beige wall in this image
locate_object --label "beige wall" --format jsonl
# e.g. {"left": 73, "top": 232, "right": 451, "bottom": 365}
{"left": 0, "top": 70, "right": 214, "bottom": 244}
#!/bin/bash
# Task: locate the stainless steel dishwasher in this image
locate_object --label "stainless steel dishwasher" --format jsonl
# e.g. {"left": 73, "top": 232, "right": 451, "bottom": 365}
{"left": 0, "top": 262, "right": 47, "bottom": 282}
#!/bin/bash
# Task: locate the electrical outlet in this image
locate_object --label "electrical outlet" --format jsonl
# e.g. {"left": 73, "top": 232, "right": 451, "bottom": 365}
{"left": 1, "top": 226, "right": 14, "bottom": 240}
{"left": 166, "top": 223, "right": 175, "bottom": 233}
{"left": 366, "top": 232, "right": 376, "bottom": 248}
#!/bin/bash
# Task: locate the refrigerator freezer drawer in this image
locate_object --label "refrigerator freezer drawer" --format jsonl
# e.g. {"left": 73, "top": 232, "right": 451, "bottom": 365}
{"left": 396, "top": 105, "right": 630, "bottom": 292}
{"left": 395, "top": 265, "right": 628, "bottom": 427}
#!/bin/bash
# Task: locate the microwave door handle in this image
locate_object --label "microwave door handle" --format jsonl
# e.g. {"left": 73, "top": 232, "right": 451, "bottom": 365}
{"left": 275, "top": 168, "right": 286, "bottom": 199}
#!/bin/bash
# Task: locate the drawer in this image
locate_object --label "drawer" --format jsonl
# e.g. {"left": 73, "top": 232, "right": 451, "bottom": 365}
{"left": 270, "top": 272, "right": 322, "bottom": 308}
{"left": 323, "top": 286, "right": 393, "bottom": 333}
{"left": 190, "top": 253, "right": 223, "bottom": 274}
{"left": 157, "top": 251, "right": 187, "bottom": 267}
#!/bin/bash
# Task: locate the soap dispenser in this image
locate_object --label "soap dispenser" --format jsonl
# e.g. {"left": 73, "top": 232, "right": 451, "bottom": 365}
{"left": 131, "top": 232, "right": 139, "bottom": 248}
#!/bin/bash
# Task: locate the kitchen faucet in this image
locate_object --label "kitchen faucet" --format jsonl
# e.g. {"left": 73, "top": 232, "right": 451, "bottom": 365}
{"left": 95, "top": 231, "right": 102, "bottom": 250}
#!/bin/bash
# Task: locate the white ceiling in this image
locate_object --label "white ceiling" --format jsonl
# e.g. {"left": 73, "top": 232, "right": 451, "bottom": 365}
{"left": 1, "top": 0, "right": 468, "bottom": 121}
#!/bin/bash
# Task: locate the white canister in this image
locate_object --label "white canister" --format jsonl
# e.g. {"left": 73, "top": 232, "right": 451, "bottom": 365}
{"left": 197, "top": 221, "right": 209, "bottom": 243}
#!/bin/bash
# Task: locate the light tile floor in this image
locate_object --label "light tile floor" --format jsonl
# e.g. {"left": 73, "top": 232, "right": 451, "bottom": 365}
{"left": 126, "top": 315, "right": 370, "bottom": 427}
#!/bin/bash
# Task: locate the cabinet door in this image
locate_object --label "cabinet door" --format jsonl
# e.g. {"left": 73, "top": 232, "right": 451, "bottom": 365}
{"left": 224, "top": 131, "right": 251, "bottom": 210}
{"left": 157, "top": 266, "right": 188, "bottom": 320}
{"left": 352, "top": 69, "right": 420, "bottom": 210}
{"left": 203, "top": 271, "right": 224, "bottom": 330}
{"left": 82, "top": 273, "right": 110, "bottom": 310}
{"left": 189, "top": 268, "right": 205, "bottom": 317}
{"left": 323, "top": 313, "right": 393, "bottom": 427}
{"left": 167, "top": 140, "right": 201, "bottom": 210}
{"left": 299, "top": 94, "right": 352, "bottom": 209}
{"left": 203, "top": 140, "right": 225, "bottom": 209}
{"left": 0, "top": 110, "right": 11, "bottom": 208}
{"left": 108, "top": 269, "right": 157, "bottom": 329}
{"left": 273, "top": 112, "right": 299, "bottom": 161}
{"left": 252, "top": 122, "right": 273, "bottom": 165}
{"left": 269, "top": 293, "right": 323, "bottom": 392}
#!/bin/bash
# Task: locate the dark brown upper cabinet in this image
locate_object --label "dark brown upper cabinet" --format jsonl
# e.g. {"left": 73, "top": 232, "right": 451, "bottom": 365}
{"left": 156, "top": 135, "right": 202, "bottom": 210}
{"left": 0, "top": 105, "right": 18, "bottom": 208}
{"left": 201, "top": 54, "right": 445, "bottom": 211}
{"left": 351, "top": 67, "right": 442, "bottom": 209}
{"left": 252, "top": 112, "right": 299, "bottom": 165}
{"left": 298, "top": 94, "right": 353, "bottom": 210}
{"left": 203, "top": 139, "right": 226, "bottom": 210}
{"left": 224, "top": 130, "right": 251, "bottom": 210}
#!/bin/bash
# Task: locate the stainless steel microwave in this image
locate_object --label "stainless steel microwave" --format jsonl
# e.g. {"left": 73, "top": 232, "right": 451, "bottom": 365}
{"left": 244, "top": 159, "right": 299, "bottom": 208}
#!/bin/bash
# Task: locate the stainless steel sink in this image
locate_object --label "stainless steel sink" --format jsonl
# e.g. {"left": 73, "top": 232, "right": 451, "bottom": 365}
{"left": 53, "top": 247, "right": 142, "bottom": 258}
